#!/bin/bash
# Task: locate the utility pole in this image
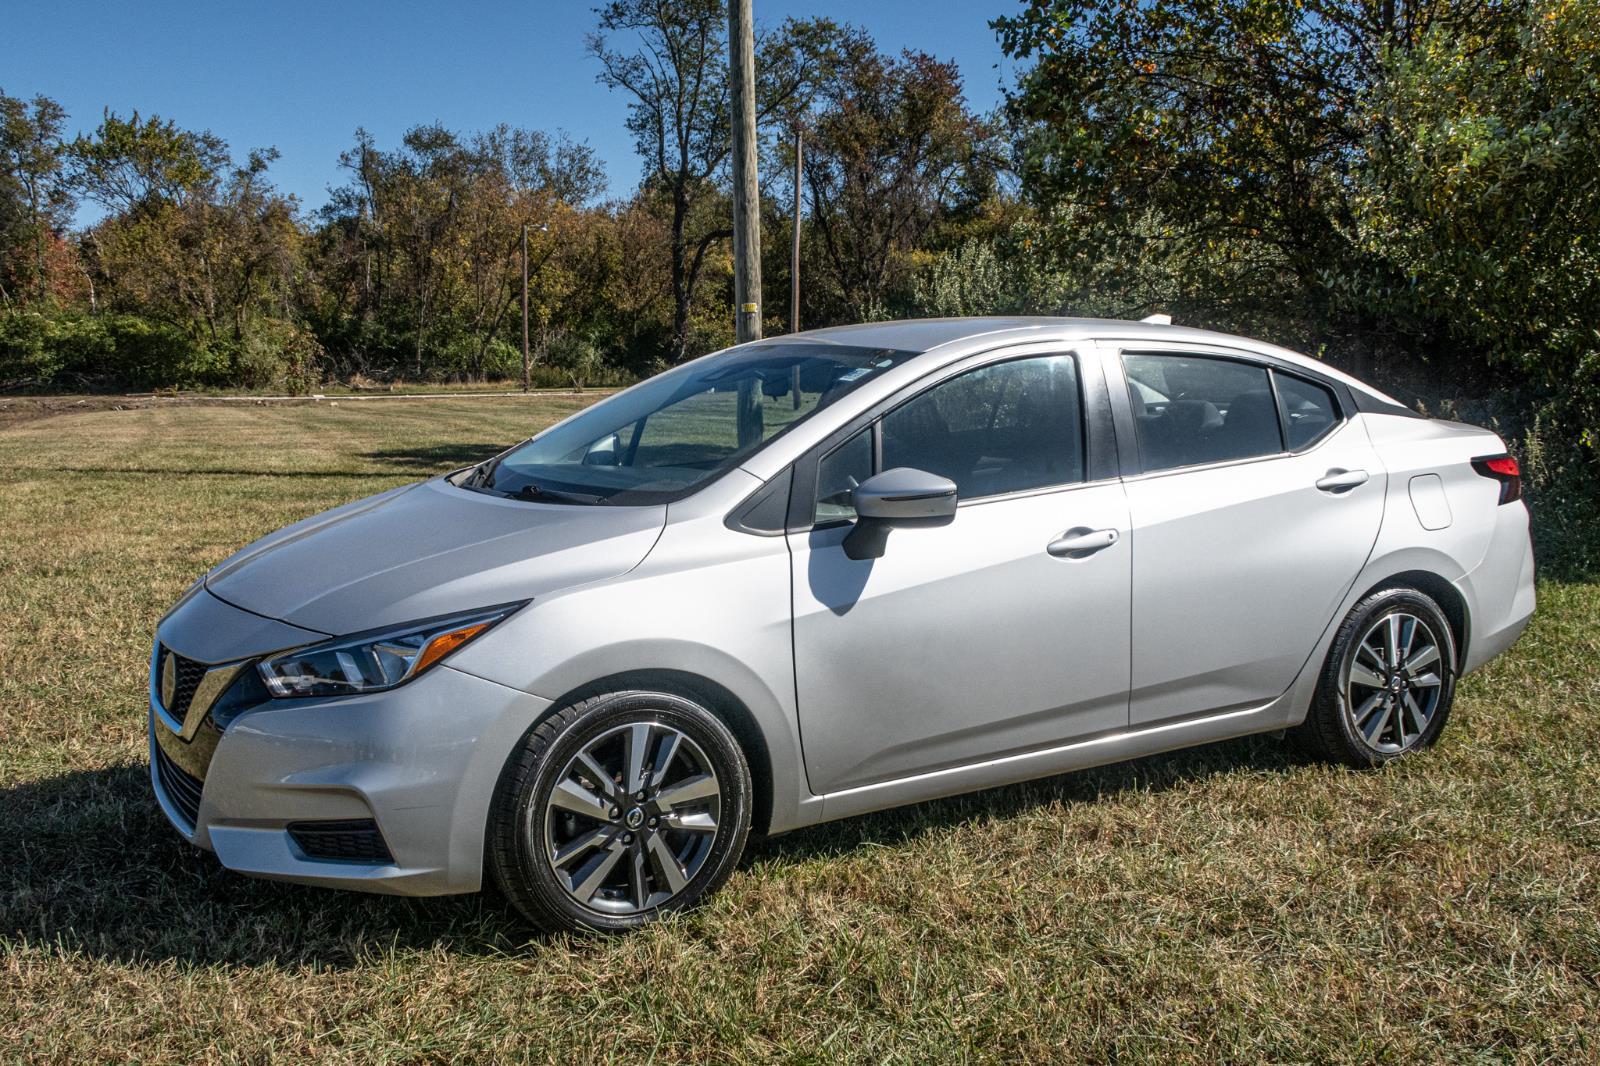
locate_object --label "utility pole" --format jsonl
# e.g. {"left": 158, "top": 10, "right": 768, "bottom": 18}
{"left": 789, "top": 126, "right": 803, "bottom": 408}
{"left": 728, "top": 0, "right": 761, "bottom": 345}
{"left": 790, "top": 128, "right": 802, "bottom": 335}
{"left": 520, "top": 221, "right": 530, "bottom": 392}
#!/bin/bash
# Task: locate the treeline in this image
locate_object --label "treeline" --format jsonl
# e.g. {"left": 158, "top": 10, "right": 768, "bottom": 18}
{"left": 0, "top": 3, "right": 1012, "bottom": 392}
{"left": 1, "top": 1, "right": 1596, "bottom": 470}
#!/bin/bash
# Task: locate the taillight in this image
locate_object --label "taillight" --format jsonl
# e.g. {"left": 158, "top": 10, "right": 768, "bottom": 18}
{"left": 1471, "top": 454, "right": 1522, "bottom": 504}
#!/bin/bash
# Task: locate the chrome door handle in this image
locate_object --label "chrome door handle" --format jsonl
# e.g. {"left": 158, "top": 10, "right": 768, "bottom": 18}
{"left": 1047, "top": 528, "right": 1120, "bottom": 558}
{"left": 1315, "top": 468, "right": 1369, "bottom": 493}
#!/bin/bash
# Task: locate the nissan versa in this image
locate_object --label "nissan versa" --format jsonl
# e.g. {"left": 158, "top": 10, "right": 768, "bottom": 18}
{"left": 150, "top": 317, "right": 1535, "bottom": 932}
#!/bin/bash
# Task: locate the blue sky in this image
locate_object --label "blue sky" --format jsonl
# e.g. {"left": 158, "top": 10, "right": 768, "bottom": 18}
{"left": 2, "top": 0, "right": 1022, "bottom": 223}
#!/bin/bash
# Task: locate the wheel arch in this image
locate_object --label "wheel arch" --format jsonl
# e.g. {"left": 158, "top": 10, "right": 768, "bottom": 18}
{"left": 536, "top": 668, "right": 778, "bottom": 837}
{"left": 1355, "top": 569, "right": 1470, "bottom": 669}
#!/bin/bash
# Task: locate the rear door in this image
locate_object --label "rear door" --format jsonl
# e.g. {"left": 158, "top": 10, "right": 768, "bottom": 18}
{"left": 1104, "top": 343, "right": 1386, "bottom": 726}
{"left": 788, "top": 348, "right": 1132, "bottom": 796}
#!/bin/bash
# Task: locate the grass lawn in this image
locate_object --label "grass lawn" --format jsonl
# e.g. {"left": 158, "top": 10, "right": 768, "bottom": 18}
{"left": 1, "top": 397, "right": 1597, "bottom": 1063}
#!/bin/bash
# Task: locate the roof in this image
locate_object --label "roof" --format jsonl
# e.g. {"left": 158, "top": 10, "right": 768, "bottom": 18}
{"left": 788, "top": 316, "right": 1398, "bottom": 405}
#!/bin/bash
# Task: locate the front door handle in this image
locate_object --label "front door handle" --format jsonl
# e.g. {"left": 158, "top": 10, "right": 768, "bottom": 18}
{"left": 1047, "top": 527, "right": 1120, "bottom": 558}
{"left": 1315, "top": 468, "right": 1369, "bottom": 493}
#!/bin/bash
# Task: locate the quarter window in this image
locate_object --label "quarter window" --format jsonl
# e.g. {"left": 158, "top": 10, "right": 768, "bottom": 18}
{"left": 1275, "top": 372, "right": 1340, "bottom": 450}
{"left": 814, "top": 428, "right": 873, "bottom": 523}
{"left": 880, "top": 355, "right": 1084, "bottom": 499}
{"left": 1123, "top": 354, "right": 1283, "bottom": 471}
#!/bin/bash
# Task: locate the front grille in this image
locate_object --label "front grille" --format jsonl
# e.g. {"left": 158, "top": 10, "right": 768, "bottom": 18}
{"left": 160, "top": 645, "right": 209, "bottom": 720}
{"left": 287, "top": 819, "right": 395, "bottom": 864}
{"left": 153, "top": 743, "right": 203, "bottom": 828}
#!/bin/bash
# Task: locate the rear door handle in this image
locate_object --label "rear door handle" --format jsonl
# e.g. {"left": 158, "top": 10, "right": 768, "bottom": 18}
{"left": 1315, "top": 468, "right": 1369, "bottom": 493}
{"left": 1047, "top": 528, "right": 1120, "bottom": 558}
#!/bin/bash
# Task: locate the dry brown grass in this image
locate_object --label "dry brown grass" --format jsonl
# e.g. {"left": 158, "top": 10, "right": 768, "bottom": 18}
{"left": 1, "top": 398, "right": 1597, "bottom": 1063}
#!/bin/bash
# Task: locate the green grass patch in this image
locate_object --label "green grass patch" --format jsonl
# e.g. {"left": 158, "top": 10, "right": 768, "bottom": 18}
{"left": 1, "top": 399, "right": 1596, "bottom": 1062}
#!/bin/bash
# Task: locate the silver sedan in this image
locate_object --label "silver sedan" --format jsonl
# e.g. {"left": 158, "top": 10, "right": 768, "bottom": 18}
{"left": 150, "top": 317, "right": 1536, "bottom": 932}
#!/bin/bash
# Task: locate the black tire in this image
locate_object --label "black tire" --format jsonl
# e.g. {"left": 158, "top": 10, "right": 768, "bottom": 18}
{"left": 487, "top": 690, "right": 752, "bottom": 934}
{"left": 1294, "top": 586, "right": 1459, "bottom": 769}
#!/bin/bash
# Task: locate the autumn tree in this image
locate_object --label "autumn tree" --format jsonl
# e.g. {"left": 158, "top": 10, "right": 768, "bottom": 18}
{"left": 801, "top": 42, "right": 998, "bottom": 320}
{"left": 318, "top": 123, "right": 604, "bottom": 379}
{"left": 0, "top": 90, "right": 74, "bottom": 305}
{"left": 588, "top": 1, "right": 847, "bottom": 361}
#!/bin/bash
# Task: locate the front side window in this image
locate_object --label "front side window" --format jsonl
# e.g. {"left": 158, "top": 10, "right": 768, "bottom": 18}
{"left": 470, "top": 342, "right": 916, "bottom": 505}
{"left": 1123, "top": 353, "right": 1283, "bottom": 471}
{"left": 881, "top": 354, "right": 1084, "bottom": 499}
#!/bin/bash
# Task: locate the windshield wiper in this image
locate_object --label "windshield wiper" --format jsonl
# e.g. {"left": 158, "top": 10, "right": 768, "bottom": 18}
{"left": 511, "top": 483, "right": 608, "bottom": 506}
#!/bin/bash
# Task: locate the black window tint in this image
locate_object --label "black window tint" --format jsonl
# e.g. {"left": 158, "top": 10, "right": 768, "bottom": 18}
{"left": 1123, "top": 354, "right": 1283, "bottom": 471}
{"left": 814, "top": 428, "right": 873, "bottom": 523}
{"left": 1275, "top": 372, "right": 1340, "bottom": 450}
{"left": 881, "top": 355, "right": 1084, "bottom": 499}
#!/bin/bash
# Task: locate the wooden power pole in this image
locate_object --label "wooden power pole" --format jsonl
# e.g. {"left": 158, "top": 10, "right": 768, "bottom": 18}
{"left": 789, "top": 127, "right": 803, "bottom": 408}
{"left": 728, "top": 0, "right": 761, "bottom": 345}
{"left": 520, "top": 221, "right": 530, "bottom": 392}
{"left": 790, "top": 127, "right": 802, "bottom": 335}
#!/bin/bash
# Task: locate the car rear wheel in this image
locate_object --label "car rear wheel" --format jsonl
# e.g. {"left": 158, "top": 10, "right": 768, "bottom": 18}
{"left": 487, "top": 690, "right": 752, "bottom": 933}
{"left": 1295, "top": 587, "right": 1458, "bottom": 768}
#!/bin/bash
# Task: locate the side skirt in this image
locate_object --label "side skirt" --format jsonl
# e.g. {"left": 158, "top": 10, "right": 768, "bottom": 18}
{"left": 815, "top": 694, "right": 1300, "bottom": 825}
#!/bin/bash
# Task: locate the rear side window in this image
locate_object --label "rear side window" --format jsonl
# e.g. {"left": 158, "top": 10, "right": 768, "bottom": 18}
{"left": 1123, "top": 353, "right": 1284, "bottom": 471}
{"left": 1275, "top": 373, "right": 1340, "bottom": 450}
{"left": 881, "top": 355, "right": 1084, "bottom": 499}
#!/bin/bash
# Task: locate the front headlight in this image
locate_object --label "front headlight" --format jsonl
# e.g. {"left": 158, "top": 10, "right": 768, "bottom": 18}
{"left": 256, "top": 603, "right": 524, "bottom": 698}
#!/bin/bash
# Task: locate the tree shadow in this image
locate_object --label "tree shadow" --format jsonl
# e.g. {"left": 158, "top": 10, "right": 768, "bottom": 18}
{"left": 0, "top": 765, "right": 540, "bottom": 968}
{"left": 362, "top": 443, "right": 507, "bottom": 471}
{"left": 0, "top": 733, "right": 1307, "bottom": 970}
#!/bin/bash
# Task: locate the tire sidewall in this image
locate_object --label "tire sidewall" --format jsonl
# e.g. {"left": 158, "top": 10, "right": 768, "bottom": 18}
{"left": 499, "top": 691, "right": 752, "bottom": 933}
{"left": 1328, "top": 589, "right": 1458, "bottom": 767}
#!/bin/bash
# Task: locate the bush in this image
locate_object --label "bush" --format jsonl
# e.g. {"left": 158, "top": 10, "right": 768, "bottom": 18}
{"left": 0, "top": 312, "right": 69, "bottom": 385}
{"left": 230, "top": 319, "right": 325, "bottom": 394}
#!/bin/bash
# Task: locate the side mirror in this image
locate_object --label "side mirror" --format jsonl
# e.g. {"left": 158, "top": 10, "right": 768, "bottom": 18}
{"left": 843, "top": 467, "right": 958, "bottom": 560}
{"left": 582, "top": 432, "right": 622, "bottom": 466}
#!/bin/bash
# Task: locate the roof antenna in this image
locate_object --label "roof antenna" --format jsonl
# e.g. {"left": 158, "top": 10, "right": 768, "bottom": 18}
{"left": 1140, "top": 313, "right": 1172, "bottom": 326}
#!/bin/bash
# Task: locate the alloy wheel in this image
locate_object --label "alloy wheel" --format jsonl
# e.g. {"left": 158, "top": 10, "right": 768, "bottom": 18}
{"left": 538, "top": 720, "right": 722, "bottom": 915}
{"left": 1343, "top": 611, "right": 1446, "bottom": 754}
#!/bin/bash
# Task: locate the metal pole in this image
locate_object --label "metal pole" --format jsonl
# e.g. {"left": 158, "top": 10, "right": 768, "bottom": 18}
{"left": 520, "top": 222, "right": 530, "bottom": 392}
{"left": 728, "top": 0, "right": 762, "bottom": 345}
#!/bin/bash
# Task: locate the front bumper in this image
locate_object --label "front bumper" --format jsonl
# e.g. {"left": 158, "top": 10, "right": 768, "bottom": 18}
{"left": 150, "top": 596, "right": 552, "bottom": 896}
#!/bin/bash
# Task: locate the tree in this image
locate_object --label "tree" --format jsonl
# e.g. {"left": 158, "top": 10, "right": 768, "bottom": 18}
{"left": 318, "top": 124, "right": 605, "bottom": 379}
{"left": 70, "top": 113, "right": 301, "bottom": 366}
{"left": 67, "top": 110, "right": 228, "bottom": 215}
{"left": 588, "top": 1, "right": 844, "bottom": 361}
{"left": 0, "top": 90, "right": 74, "bottom": 304}
{"left": 802, "top": 43, "right": 997, "bottom": 319}
{"left": 1353, "top": 0, "right": 1600, "bottom": 386}
{"left": 993, "top": 0, "right": 1515, "bottom": 345}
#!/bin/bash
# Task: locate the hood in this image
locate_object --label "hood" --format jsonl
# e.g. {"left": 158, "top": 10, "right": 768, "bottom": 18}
{"left": 205, "top": 479, "right": 667, "bottom": 634}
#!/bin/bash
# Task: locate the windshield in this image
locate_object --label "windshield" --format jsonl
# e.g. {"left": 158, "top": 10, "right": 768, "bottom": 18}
{"left": 466, "top": 341, "right": 918, "bottom": 504}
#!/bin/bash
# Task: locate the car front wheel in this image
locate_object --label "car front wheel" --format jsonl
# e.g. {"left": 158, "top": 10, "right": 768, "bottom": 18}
{"left": 487, "top": 690, "right": 753, "bottom": 933}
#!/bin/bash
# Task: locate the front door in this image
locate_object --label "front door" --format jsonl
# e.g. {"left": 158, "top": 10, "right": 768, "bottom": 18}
{"left": 788, "top": 352, "right": 1133, "bottom": 796}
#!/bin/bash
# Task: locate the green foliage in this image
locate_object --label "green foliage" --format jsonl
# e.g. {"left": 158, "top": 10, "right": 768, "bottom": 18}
{"left": 65, "top": 109, "right": 228, "bottom": 214}
{"left": 0, "top": 309, "right": 216, "bottom": 389}
{"left": 0, "top": 90, "right": 74, "bottom": 305}
{"left": 1352, "top": 0, "right": 1600, "bottom": 387}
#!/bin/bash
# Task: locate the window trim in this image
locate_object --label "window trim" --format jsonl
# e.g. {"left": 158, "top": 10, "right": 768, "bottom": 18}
{"left": 1110, "top": 346, "right": 1351, "bottom": 479}
{"left": 785, "top": 346, "right": 1111, "bottom": 534}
